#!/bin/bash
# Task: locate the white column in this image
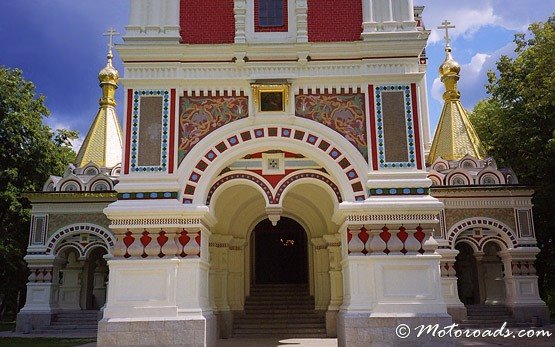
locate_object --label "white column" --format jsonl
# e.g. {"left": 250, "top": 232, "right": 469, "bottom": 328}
{"left": 311, "top": 238, "right": 331, "bottom": 310}
{"left": 499, "top": 248, "right": 549, "bottom": 324}
{"left": 362, "top": 0, "right": 416, "bottom": 37}
{"left": 227, "top": 238, "right": 246, "bottom": 310}
{"left": 336, "top": 211, "right": 450, "bottom": 347}
{"left": 125, "top": 0, "right": 181, "bottom": 43}
{"left": 436, "top": 248, "right": 467, "bottom": 322}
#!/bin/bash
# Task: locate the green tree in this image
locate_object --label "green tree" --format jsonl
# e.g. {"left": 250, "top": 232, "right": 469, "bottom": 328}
{"left": 470, "top": 15, "right": 555, "bottom": 314}
{"left": 0, "top": 67, "right": 77, "bottom": 319}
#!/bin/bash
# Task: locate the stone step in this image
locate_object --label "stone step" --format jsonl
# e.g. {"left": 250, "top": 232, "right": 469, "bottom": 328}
{"left": 234, "top": 322, "right": 325, "bottom": 329}
{"left": 47, "top": 324, "right": 99, "bottom": 330}
{"left": 33, "top": 329, "right": 97, "bottom": 337}
{"left": 234, "top": 330, "right": 327, "bottom": 337}
{"left": 466, "top": 315, "right": 514, "bottom": 320}
{"left": 235, "top": 315, "right": 324, "bottom": 321}
{"left": 245, "top": 303, "right": 315, "bottom": 308}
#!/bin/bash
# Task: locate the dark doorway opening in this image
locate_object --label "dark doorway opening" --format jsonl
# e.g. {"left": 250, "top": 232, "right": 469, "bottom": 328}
{"left": 455, "top": 242, "right": 480, "bottom": 305}
{"left": 253, "top": 217, "right": 308, "bottom": 284}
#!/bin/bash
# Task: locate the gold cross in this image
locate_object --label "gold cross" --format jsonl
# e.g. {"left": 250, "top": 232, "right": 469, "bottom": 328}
{"left": 102, "top": 27, "right": 120, "bottom": 51}
{"left": 437, "top": 20, "right": 455, "bottom": 46}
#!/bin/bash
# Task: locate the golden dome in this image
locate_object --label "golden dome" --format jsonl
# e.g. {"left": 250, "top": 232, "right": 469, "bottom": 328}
{"left": 98, "top": 50, "right": 119, "bottom": 107}
{"left": 98, "top": 51, "right": 119, "bottom": 86}
{"left": 439, "top": 46, "right": 461, "bottom": 79}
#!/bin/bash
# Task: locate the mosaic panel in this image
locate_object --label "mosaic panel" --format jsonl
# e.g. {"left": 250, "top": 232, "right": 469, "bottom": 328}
{"left": 295, "top": 94, "right": 368, "bottom": 161}
{"left": 179, "top": 95, "right": 248, "bottom": 163}
{"left": 47, "top": 213, "right": 111, "bottom": 238}
{"left": 371, "top": 85, "right": 417, "bottom": 169}
{"left": 131, "top": 90, "right": 170, "bottom": 172}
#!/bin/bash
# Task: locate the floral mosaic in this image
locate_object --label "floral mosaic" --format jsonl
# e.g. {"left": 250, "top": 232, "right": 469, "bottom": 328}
{"left": 179, "top": 96, "right": 248, "bottom": 163}
{"left": 295, "top": 94, "right": 368, "bottom": 160}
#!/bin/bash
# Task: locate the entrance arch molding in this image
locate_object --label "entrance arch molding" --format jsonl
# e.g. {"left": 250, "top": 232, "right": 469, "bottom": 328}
{"left": 176, "top": 118, "right": 369, "bottom": 205}
{"left": 447, "top": 217, "right": 517, "bottom": 250}
{"left": 46, "top": 223, "right": 115, "bottom": 257}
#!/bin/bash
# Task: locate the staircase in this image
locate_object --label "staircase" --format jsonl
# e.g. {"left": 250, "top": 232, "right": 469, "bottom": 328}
{"left": 233, "top": 283, "right": 327, "bottom": 338}
{"left": 34, "top": 310, "right": 99, "bottom": 337}
{"left": 460, "top": 305, "right": 521, "bottom": 328}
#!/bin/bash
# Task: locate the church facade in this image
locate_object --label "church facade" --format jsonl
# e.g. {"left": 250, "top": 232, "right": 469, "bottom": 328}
{"left": 17, "top": 1, "right": 549, "bottom": 346}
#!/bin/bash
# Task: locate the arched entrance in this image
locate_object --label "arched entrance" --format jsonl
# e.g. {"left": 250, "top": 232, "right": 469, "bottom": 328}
{"left": 454, "top": 242, "right": 479, "bottom": 305}
{"left": 454, "top": 241, "right": 506, "bottom": 306}
{"left": 57, "top": 246, "right": 108, "bottom": 310}
{"left": 252, "top": 217, "right": 308, "bottom": 285}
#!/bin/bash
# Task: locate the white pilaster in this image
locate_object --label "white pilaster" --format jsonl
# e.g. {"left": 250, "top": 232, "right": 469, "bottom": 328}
{"left": 125, "top": 0, "right": 181, "bottom": 44}
{"left": 234, "top": 0, "right": 247, "bottom": 43}
{"left": 361, "top": 0, "right": 418, "bottom": 39}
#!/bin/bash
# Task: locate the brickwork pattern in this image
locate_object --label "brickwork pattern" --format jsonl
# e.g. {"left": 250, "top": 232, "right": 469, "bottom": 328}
{"left": 307, "top": 0, "right": 362, "bottom": 42}
{"left": 180, "top": 0, "right": 235, "bottom": 44}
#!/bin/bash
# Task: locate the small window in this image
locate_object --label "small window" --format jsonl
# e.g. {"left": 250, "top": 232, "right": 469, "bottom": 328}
{"left": 258, "top": 0, "right": 284, "bottom": 27}
{"left": 481, "top": 175, "right": 497, "bottom": 185}
{"left": 93, "top": 183, "right": 109, "bottom": 192}
{"left": 452, "top": 176, "right": 466, "bottom": 186}
{"left": 84, "top": 167, "right": 99, "bottom": 175}
{"left": 63, "top": 183, "right": 79, "bottom": 192}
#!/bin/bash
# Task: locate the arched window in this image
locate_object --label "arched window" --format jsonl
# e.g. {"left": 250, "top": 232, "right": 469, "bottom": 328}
{"left": 451, "top": 176, "right": 466, "bottom": 186}
{"left": 93, "top": 182, "right": 109, "bottom": 191}
{"left": 63, "top": 183, "right": 79, "bottom": 192}
{"left": 84, "top": 167, "right": 99, "bottom": 176}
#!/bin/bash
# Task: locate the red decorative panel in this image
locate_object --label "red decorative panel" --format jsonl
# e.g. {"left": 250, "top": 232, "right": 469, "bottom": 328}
{"left": 296, "top": 93, "right": 367, "bottom": 161}
{"left": 179, "top": 93, "right": 248, "bottom": 163}
{"left": 307, "top": 0, "right": 362, "bottom": 42}
{"left": 180, "top": 0, "right": 235, "bottom": 44}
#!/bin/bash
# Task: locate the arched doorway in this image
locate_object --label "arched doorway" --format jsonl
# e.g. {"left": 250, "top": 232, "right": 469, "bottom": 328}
{"left": 454, "top": 242, "right": 479, "bottom": 305}
{"left": 481, "top": 242, "right": 506, "bottom": 304}
{"left": 57, "top": 246, "right": 108, "bottom": 310}
{"left": 455, "top": 241, "right": 506, "bottom": 306}
{"left": 252, "top": 217, "right": 308, "bottom": 285}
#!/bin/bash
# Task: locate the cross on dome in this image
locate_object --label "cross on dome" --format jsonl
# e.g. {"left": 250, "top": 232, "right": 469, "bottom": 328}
{"left": 438, "top": 20, "right": 455, "bottom": 48}
{"left": 102, "top": 27, "right": 120, "bottom": 53}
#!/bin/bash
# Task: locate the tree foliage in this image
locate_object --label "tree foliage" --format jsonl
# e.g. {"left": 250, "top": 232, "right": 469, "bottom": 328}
{"left": 0, "top": 67, "right": 76, "bottom": 319}
{"left": 470, "top": 15, "right": 555, "bottom": 313}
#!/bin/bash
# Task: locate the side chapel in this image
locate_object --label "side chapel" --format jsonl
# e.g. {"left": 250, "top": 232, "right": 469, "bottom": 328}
{"left": 16, "top": 1, "right": 549, "bottom": 346}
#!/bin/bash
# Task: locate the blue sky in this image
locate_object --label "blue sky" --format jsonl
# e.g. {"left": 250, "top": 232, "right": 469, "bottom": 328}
{"left": 1, "top": 1, "right": 553, "bottom": 151}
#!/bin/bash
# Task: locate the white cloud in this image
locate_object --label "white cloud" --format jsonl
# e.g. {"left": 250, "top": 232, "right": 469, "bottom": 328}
{"left": 44, "top": 115, "right": 84, "bottom": 153}
{"left": 431, "top": 42, "right": 515, "bottom": 108}
{"left": 418, "top": 0, "right": 555, "bottom": 44}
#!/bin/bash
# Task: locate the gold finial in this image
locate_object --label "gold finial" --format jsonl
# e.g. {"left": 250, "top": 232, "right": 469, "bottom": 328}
{"left": 437, "top": 20, "right": 461, "bottom": 101}
{"left": 98, "top": 27, "right": 120, "bottom": 107}
{"left": 427, "top": 20, "right": 487, "bottom": 165}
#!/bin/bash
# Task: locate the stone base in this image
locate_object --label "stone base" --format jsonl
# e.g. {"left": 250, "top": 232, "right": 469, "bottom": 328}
{"left": 446, "top": 306, "right": 467, "bottom": 323}
{"left": 16, "top": 312, "right": 53, "bottom": 333}
{"left": 326, "top": 310, "right": 338, "bottom": 337}
{"left": 338, "top": 312, "right": 454, "bottom": 347}
{"left": 97, "top": 314, "right": 217, "bottom": 347}
{"left": 509, "top": 304, "right": 550, "bottom": 326}
{"left": 214, "top": 311, "right": 233, "bottom": 339}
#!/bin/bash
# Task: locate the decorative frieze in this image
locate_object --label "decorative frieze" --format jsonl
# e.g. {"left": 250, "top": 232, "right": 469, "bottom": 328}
{"left": 345, "top": 213, "right": 439, "bottom": 224}
{"left": 110, "top": 217, "right": 202, "bottom": 228}
{"left": 123, "top": 61, "right": 420, "bottom": 80}
{"left": 118, "top": 192, "right": 179, "bottom": 200}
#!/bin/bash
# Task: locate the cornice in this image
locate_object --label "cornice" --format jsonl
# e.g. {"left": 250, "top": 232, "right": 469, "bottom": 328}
{"left": 116, "top": 34, "right": 429, "bottom": 63}
{"left": 23, "top": 192, "right": 117, "bottom": 204}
